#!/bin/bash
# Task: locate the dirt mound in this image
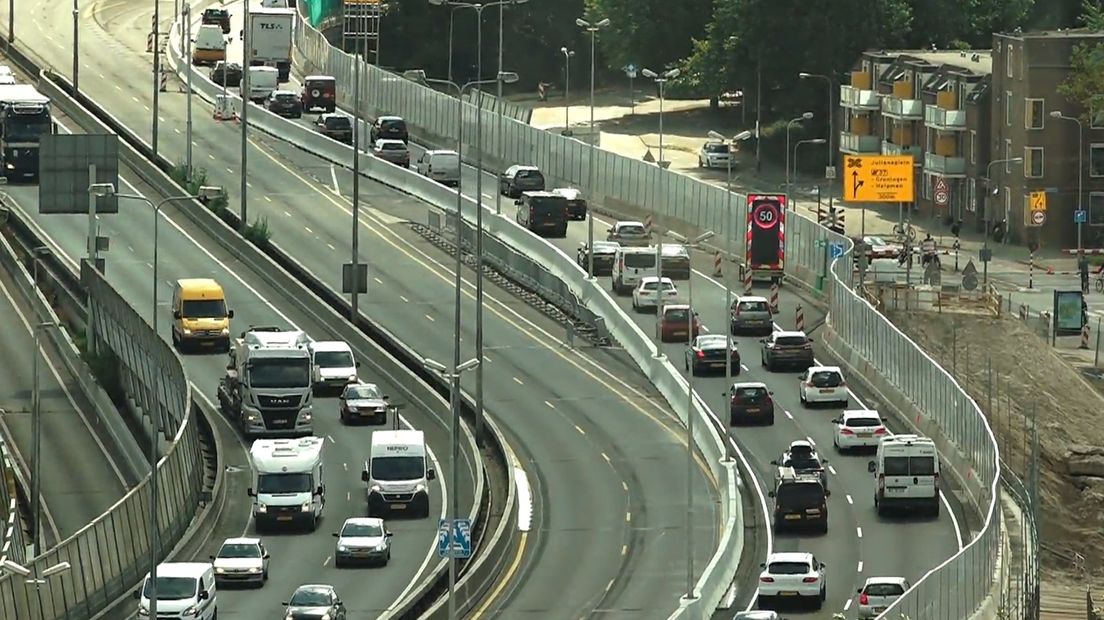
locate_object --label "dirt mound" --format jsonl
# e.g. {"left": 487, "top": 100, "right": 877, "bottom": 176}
{"left": 887, "top": 311, "right": 1104, "bottom": 575}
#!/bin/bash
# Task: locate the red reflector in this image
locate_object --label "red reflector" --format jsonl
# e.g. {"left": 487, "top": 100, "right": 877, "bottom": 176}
{"left": 860, "top": 593, "right": 869, "bottom": 605}
{"left": 802, "top": 577, "right": 819, "bottom": 583}
{"left": 760, "top": 576, "right": 774, "bottom": 583}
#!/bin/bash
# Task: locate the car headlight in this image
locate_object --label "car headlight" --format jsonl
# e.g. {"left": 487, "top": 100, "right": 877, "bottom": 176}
{"left": 181, "top": 604, "right": 200, "bottom": 616}
{"left": 376, "top": 541, "right": 387, "bottom": 550}
{"left": 321, "top": 613, "right": 332, "bottom": 620}
{"left": 182, "top": 328, "right": 192, "bottom": 335}
{"left": 247, "top": 567, "right": 261, "bottom": 573}
{"left": 215, "top": 567, "right": 226, "bottom": 573}
{"left": 348, "top": 375, "right": 357, "bottom": 383}
{"left": 220, "top": 327, "right": 230, "bottom": 335}
{"left": 138, "top": 605, "right": 150, "bottom": 617}
{"left": 414, "top": 483, "right": 426, "bottom": 493}
{"left": 301, "top": 501, "right": 311, "bottom": 512}
{"left": 347, "top": 406, "right": 358, "bottom": 412}
{"left": 256, "top": 504, "right": 267, "bottom": 513}
{"left": 337, "top": 544, "right": 348, "bottom": 552}
{"left": 370, "top": 484, "right": 382, "bottom": 493}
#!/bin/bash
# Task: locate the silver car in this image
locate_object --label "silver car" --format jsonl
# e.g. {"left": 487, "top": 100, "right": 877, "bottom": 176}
{"left": 333, "top": 517, "right": 392, "bottom": 567}
{"left": 210, "top": 537, "right": 268, "bottom": 587}
{"left": 372, "top": 139, "right": 410, "bottom": 168}
{"left": 607, "top": 220, "right": 650, "bottom": 246}
{"left": 857, "top": 576, "right": 909, "bottom": 618}
{"left": 733, "top": 612, "right": 781, "bottom": 619}
{"left": 284, "top": 584, "right": 346, "bottom": 619}
{"left": 730, "top": 295, "right": 773, "bottom": 335}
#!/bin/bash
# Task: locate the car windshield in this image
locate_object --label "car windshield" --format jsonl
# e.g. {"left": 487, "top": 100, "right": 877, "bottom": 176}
{"left": 346, "top": 384, "right": 381, "bottom": 400}
{"left": 767, "top": 561, "right": 811, "bottom": 575}
{"left": 219, "top": 543, "right": 260, "bottom": 558}
{"left": 290, "top": 589, "right": 332, "bottom": 606}
{"left": 247, "top": 358, "right": 310, "bottom": 388}
{"left": 341, "top": 522, "right": 383, "bottom": 537}
{"left": 371, "top": 456, "right": 424, "bottom": 481}
{"left": 315, "top": 350, "right": 354, "bottom": 368}
{"left": 845, "top": 416, "right": 881, "bottom": 427}
{"left": 143, "top": 576, "right": 196, "bottom": 600}
{"left": 809, "top": 371, "right": 842, "bottom": 387}
{"left": 624, "top": 253, "right": 656, "bottom": 269}
{"left": 732, "top": 387, "right": 768, "bottom": 403}
{"left": 775, "top": 336, "right": 808, "bottom": 347}
{"left": 737, "top": 300, "right": 769, "bottom": 313}
{"left": 664, "top": 309, "right": 690, "bottom": 322}
{"left": 865, "top": 582, "right": 906, "bottom": 596}
{"left": 256, "top": 472, "right": 312, "bottom": 494}
{"left": 617, "top": 225, "right": 646, "bottom": 236}
{"left": 325, "top": 117, "right": 350, "bottom": 129}
{"left": 181, "top": 299, "right": 227, "bottom": 318}
{"left": 704, "top": 143, "right": 729, "bottom": 153}
{"left": 6, "top": 115, "right": 50, "bottom": 141}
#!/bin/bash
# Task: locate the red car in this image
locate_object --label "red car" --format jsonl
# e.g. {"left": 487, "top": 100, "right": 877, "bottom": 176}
{"left": 658, "top": 304, "right": 701, "bottom": 343}
{"left": 728, "top": 382, "right": 775, "bottom": 425}
{"left": 852, "top": 235, "right": 902, "bottom": 260}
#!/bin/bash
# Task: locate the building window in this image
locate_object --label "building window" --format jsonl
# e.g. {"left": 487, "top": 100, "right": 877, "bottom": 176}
{"left": 1025, "top": 99, "right": 1044, "bottom": 129}
{"left": 1092, "top": 144, "right": 1104, "bottom": 177}
{"left": 1024, "top": 147, "right": 1044, "bottom": 178}
{"left": 1005, "top": 91, "right": 1013, "bottom": 126}
{"left": 1093, "top": 98, "right": 1104, "bottom": 129}
{"left": 1091, "top": 192, "right": 1104, "bottom": 226}
{"left": 1005, "top": 139, "right": 1013, "bottom": 173}
{"left": 970, "top": 130, "right": 977, "bottom": 164}
{"left": 1008, "top": 46, "right": 1014, "bottom": 78}
{"left": 967, "top": 181, "right": 976, "bottom": 212}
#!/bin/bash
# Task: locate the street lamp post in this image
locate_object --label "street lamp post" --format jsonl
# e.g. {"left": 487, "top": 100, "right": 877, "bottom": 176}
{"left": 792, "top": 138, "right": 827, "bottom": 194}
{"left": 1051, "top": 111, "right": 1084, "bottom": 252}
{"left": 1, "top": 558, "right": 71, "bottom": 618}
{"left": 184, "top": 2, "right": 193, "bottom": 179}
{"left": 152, "top": 0, "right": 161, "bottom": 156}
{"left": 240, "top": 0, "right": 251, "bottom": 229}
{"left": 88, "top": 182, "right": 221, "bottom": 620}
{"left": 31, "top": 319, "right": 57, "bottom": 563}
{"left": 641, "top": 67, "right": 681, "bottom": 168}
{"left": 668, "top": 229, "right": 714, "bottom": 601}
{"left": 560, "top": 46, "right": 574, "bottom": 132}
{"left": 981, "top": 156, "right": 1023, "bottom": 286}
{"left": 576, "top": 17, "right": 610, "bottom": 279}
{"left": 784, "top": 112, "right": 814, "bottom": 198}
{"left": 352, "top": 34, "right": 363, "bottom": 320}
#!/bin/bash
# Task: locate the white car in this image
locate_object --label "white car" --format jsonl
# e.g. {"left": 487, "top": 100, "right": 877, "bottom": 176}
{"left": 698, "top": 141, "right": 732, "bottom": 168}
{"left": 632, "top": 276, "right": 678, "bottom": 312}
{"left": 210, "top": 537, "right": 269, "bottom": 586}
{"left": 798, "top": 366, "right": 848, "bottom": 407}
{"left": 832, "top": 410, "right": 888, "bottom": 452}
{"left": 310, "top": 340, "right": 360, "bottom": 394}
{"left": 607, "top": 220, "right": 651, "bottom": 246}
{"left": 733, "top": 612, "right": 780, "bottom": 620}
{"left": 757, "top": 551, "right": 826, "bottom": 610}
{"left": 333, "top": 517, "right": 393, "bottom": 567}
{"left": 856, "top": 576, "right": 910, "bottom": 618}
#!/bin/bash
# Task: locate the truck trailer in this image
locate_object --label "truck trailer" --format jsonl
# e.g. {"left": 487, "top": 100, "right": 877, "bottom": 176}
{"left": 248, "top": 8, "right": 294, "bottom": 82}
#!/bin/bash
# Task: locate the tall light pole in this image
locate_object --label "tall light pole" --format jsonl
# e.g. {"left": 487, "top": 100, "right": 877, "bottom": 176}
{"left": 792, "top": 138, "right": 827, "bottom": 194}
{"left": 641, "top": 67, "right": 681, "bottom": 168}
{"left": 560, "top": 46, "right": 574, "bottom": 132}
{"left": 184, "top": 2, "right": 193, "bottom": 179}
{"left": 152, "top": 0, "right": 161, "bottom": 156}
{"left": 577, "top": 16, "right": 610, "bottom": 279}
{"left": 981, "top": 156, "right": 1022, "bottom": 285}
{"left": 799, "top": 72, "right": 835, "bottom": 204}
{"left": 1051, "top": 111, "right": 1084, "bottom": 252}
{"left": 88, "top": 182, "right": 221, "bottom": 620}
{"left": 784, "top": 112, "right": 814, "bottom": 198}
{"left": 240, "top": 0, "right": 251, "bottom": 229}
{"left": 352, "top": 33, "right": 363, "bottom": 319}
{"left": 668, "top": 229, "right": 714, "bottom": 601}
{"left": 1, "top": 557, "right": 70, "bottom": 616}
{"left": 31, "top": 320, "right": 57, "bottom": 560}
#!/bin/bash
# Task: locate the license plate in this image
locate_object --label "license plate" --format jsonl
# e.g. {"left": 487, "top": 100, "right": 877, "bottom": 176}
{"left": 858, "top": 432, "right": 872, "bottom": 437}
{"left": 391, "top": 503, "right": 406, "bottom": 509}
{"left": 819, "top": 389, "right": 834, "bottom": 393}
{"left": 711, "top": 362, "right": 726, "bottom": 367}
{"left": 276, "top": 515, "right": 292, "bottom": 521}
{"left": 874, "top": 607, "right": 886, "bottom": 613}
{"left": 746, "top": 408, "right": 760, "bottom": 413}
{"left": 784, "top": 514, "right": 801, "bottom": 520}
{"left": 272, "top": 419, "right": 287, "bottom": 424}
{"left": 779, "top": 591, "right": 798, "bottom": 596}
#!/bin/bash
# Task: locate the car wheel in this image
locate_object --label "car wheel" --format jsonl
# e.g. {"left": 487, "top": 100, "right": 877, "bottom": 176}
{"left": 840, "top": 399, "right": 849, "bottom": 408}
{"left": 799, "top": 391, "right": 807, "bottom": 406}
{"left": 698, "top": 157, "right": 703, "bottom": 168}
{"left": 334, "top": 557, "right": 344, "bottom": 568}
{"left": 932, "top": 498, "right": 941, "bottom": 517}
{"left": 820, "top": 586, "right": 827, "bottom": 602}
{"left": 819, "top": 522, "right": 828, "bottom": 535}
{"left": 833, "top": 438, "right": 841, "bottom": 452}
{"left": 766, "top": 414, "right": 775, "bottom": 425}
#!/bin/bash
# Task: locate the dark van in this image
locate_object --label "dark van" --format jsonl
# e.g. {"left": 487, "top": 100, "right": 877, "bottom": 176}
{"left": 515, "top": 191, "right": 568, "bottom": 238}
{"left": 301, "top": 75, "right": 337, "bottom": 112}
{"left": 769, "top": 469, "right": 829, "bottom": 534}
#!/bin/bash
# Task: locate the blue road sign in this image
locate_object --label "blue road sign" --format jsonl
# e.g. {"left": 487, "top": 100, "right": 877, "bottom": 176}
{"left": 1076, "top": 209, "right": 1088, "bottom": 224}
{"left": 437, "top": 519, "right": 450, "bottom": 557}
{"left": 829, "top": 242, "right": 846, "bottom": 259}
{"left": 437, "top": 518, "right": 473, "bottom": 558}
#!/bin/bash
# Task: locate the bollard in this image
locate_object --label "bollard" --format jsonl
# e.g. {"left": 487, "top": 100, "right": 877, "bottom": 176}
{"left": 159, "top": 70, "right": 168, "bottom": 93}
{"left": 743, "top": 267, "right": 753, "bottom": 295}
{"left": 1082, "top": 324, "right": 1091, "bottom": 350}
{"left": 769, "top": 283, "right": 780, "bottom": 313}
{"left": 1029, "top": 250, "right": 1035, "bottom": 289}
{"left": 565, "top": 323, "right": 575, "bottom": 349}
{"left": 795, "top": 305, "right": 805, "bottom": 332}
{"left": 1019, "top": 304, "right": 1027, "bottom": 320}
{"left": 713, "top": 252, "right": 723, "bottom": 278}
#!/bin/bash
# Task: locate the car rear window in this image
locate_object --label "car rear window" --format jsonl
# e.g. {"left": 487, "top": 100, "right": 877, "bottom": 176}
{"left": 325, "top": 117, "right": 351, "bottom": 129}
{"left": 767, "top": 561, "right": 811, "bottom": 575}
{"left": 910, "top": 456, "right": 936, "bottom": 475}
{"left": 275, "top": 94, "right": 297, "bottom": 102}
{"left": 517, "top": 169, "right": 541, "bottom": 178}
{"left": 704, "top": 143, "right": 729, "bottom": 153}
{"left": 381, "top": 119, "right": 406, "bottom": 131}
{"left": 883, "top": 456, "right": 909, "bottom": 475}
{"left": 810, "top": 371, "right": 842, "bottom": 387}
{"left": 776, "top": 336, "right": 808, "bottom": 346}
{"left": 738, "top": 301, "right": 769, "bottom": 312}
{"left": 732, "top": 387, "right": 767, "bottom": 403}
{"left": 618, "top": 225, "right": 646, "bottom": 236}
{"left": 381, "top": 142, "right": 406, "bottom": 151}
{"left": 865, "top": 583, "right": 906, "bottom": 596}
{"left": 624, "top": 254, "right": 656, "bottom": 269}
{"left": 787, "top": 456, "right": 820, "bottom": 470}
{"left": 664, "top": 309, "right": 689, "bottom": 322}
{"left": 845, "top": 416, "right": 880, "bottom": 427}
{"left": 776, "top": 482, "right": 824, "bottom": 505}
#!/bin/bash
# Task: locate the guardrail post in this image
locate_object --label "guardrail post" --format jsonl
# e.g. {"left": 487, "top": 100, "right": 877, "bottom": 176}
{"left": 795, "top": 304, "right": 804, "bottom": 332}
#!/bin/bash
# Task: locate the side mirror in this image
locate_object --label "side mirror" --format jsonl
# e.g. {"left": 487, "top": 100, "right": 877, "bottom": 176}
{"left": 385, "top": 532, "right": 394, "bottom": 538}
{"left": 228, "top": 309, "right": 235, "bottom": 319}
{"left": 316, "top": 486, "right": 324, "bottom": 495}
{"left": 867, "top": 461, "right": 877, "bottom": 473}
{"left": 247, "top": 487, "right": 255, "bottom": 496}
{"left": 133, "top": 590, "right": 141, "bottom": 600}
{"left": 825, "top": 489, "right": 831, "bottom": 497}
{"left": 361, "top": 471, "right": 369, "bottom": 482}
{"left": 332, "top": 533, "right": 339, "bottom": 538}
{"left": 856, "top": 588, "right": 863, "bottom": 594}
{"left": 263, "top": 553, "right": 270, "bottom": 559}
{"left": 607, "top": 227, "right": 613, "bottom": 233}
{"left": 821, "top": 459, "right": 829, "bottom": 464}
{"left": 769, "top": 459, "right": 778, "bottom": 465}
{"left": 172, "top": 310, "right": 182, "bottom": 319}
{"left": 759, "top": 562, "right": 766, "bottom": 568}
{"left": 383, "top": 395, "right": 390, "bottom": 400}
{"left": 807, "top": 337, "right": 815, "bottom": 342}
{"left": 199, "top": 590, "right": 210, "bottom": 601}
{"left": 766, "top": 491, "right": 775, "bottom": 498}
{"left": 759, "top": 338, "right": 767, "bottom": 343}
{"left": 830, "top": 418, "right": 840, "bottom": 424}
{"left": 768, "top": 391, "right": 774, "bottom": 396}
{"left": 354, "top": 361, "right": 362, "bottom": 368}
{"left": 820, "top": 562, "right": 826, "bottom": 569}
{"left": 882, "top": 417, "right": 888, "bottom": 422}
{"left": 427, "top": 468, "right": 437, "bottom": 480}
{"left": 209, "top": 555, "right": 216, "bottom": 560}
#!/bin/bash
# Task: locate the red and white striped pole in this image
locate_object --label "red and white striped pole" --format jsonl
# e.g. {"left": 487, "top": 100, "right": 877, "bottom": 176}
{"left": 743, "top": 268, "right": 752, "bottom": 295}
{"left": 713, "top": 252, "right": 722, "bottom": 278}
{"left": 1082, "top": 323, "right": 1091, "bottom": 350}
{"left": 795, "top": 304, "right": 805, "bottom": 332}
{"left": 769, "top": 282, "right": 780, "bottom": 313}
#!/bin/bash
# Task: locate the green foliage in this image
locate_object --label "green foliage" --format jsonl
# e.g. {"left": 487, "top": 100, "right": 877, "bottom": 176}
{"left": 583, "top": 0, "right": 713, "bottom": 74}
{"left": 1081, "top": 0, "right": 1104, "bottom": 29}
{"left": 1058, "top": 41, "right": 1104, "bottom": 123}
{"left": 169, "top": 165, "right": 228, "bottom": 213}
{"left": 242, "top": 216, "right": 271, "bottom": 244}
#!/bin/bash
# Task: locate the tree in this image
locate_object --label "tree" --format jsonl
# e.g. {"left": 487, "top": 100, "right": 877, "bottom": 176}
{"left": 1058, "top": 1, "right": 1104, "bottom": 122}
{"left": 584, "top": 0, "right": 714, "bottom": 72}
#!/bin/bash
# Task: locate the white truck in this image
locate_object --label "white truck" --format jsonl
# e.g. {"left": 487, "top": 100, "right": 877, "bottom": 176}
{"left": 248, "top": 437, "right": 326, "bottom": 531}
{"left": 216, "top": 326, "right": 314, "bottom": 437}
{"left": 0, "top": 84, "right": 52, "bottom": 181}
{"left": 362, "top": 430, "right": 435, "bottom": 518}
{"left": 248, "top": 8, "right": 294, "bottom": 82}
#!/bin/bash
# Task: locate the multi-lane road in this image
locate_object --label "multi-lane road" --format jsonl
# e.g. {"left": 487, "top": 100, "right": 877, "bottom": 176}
{"left": 2, "top": 1, "right": 726, "bottom": 618}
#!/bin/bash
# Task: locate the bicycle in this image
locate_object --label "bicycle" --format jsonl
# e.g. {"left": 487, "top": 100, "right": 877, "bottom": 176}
{"left": 893, "top": 220, "right": 917, "bottom": 243}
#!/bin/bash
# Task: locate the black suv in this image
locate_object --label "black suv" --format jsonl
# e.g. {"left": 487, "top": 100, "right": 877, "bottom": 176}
{"left": 315, "top": 113, "right": 353, "bottom": 144}
{"left": 210, "top": 62, "right": 242, "bottom": 87}
{"left": 370, "top": 116, "right": 408, "bottom": 143}
{"left": 768, "top": 470, "right": 829, "bottom": 534}
{"left": 265, "top": 90, "right": 303, "bottom": 118}
{"left": 202, "top": 7, "right": 231, "bottom": 33}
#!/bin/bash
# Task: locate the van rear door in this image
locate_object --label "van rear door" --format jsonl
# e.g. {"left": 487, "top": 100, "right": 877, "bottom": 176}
{"left": 620, "top": 251, "right": 657, "bottom": 286}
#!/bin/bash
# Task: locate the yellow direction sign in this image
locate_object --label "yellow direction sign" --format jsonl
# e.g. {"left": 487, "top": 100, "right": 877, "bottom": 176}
{"left": 1029, "top": 190, "right": 1047, "bottom": 212}
{"left": 842, "top": 155, "right": 915, "bottom": 203}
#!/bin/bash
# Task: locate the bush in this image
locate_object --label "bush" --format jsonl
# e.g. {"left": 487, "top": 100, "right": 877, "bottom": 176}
{"left": 171, "top": 165, "right": 229, "bottom": 213}
{"left": 243, "top": 216, "right": 271, "bottom": 244}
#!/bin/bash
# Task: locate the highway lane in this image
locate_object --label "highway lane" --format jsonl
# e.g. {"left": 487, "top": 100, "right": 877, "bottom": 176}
{"left": 2, "top": 162, "right": 475, "bottom": 617}
{"left": 9, "top": 5, "right": 726, "bottom": 617}
{"left": 0, "top": 245, "right": 130, "bottom": 543}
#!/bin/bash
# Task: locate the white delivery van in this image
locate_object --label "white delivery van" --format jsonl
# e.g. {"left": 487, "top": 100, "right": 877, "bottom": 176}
{"left": 309, "top": 340, "right": 360, "bottom": 394}
{"left": 415, "top": 149, "right": 461, "bottom": 186}
{"left": 134, "top": 562, "right": 217, "bottom": 619}
{"left": 248, "top": 437, "right": 326, "bottom": 530}
{"left": 611, "top": 245, "right": 658, "bottom": 295}
{"left": 869, "top": 434, "right": 940, "bottom": 516}
{"left": 242, "top": 66, "right": 279, "bottom": 103}
{"left": 363, "top": 430, "right": 435, "bottom": 518}
{"left": 192, "top": 24, "right": 227, "bottom": 66}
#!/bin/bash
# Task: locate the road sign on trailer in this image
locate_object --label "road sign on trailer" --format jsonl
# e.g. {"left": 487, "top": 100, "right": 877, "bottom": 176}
{"left": 933, "top": 176, "right": 949, "bottom": 207}
{"left": 842, "top": 155, "right": 914, "bottom": 202}
{"left": 38, "top": 134, "right": 120, "bottom": 214}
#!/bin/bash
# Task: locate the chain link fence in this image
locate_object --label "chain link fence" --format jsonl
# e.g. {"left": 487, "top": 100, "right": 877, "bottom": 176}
{"left": 0, "top": 265, "right": 203, "bottom": 619}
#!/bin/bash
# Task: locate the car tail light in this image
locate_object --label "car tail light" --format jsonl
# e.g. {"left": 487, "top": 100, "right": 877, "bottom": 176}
{"left": 760, "top": 576, "right": 774, "bottom": 583}
{"left": 840, "top": 428, "right": 854, "bottom": 435}
{"left": 875, "top": 427, "right": 888, "bottom": 435}
{"left": 802, "top": 577, "right": 819, "bottom": 583}
{"left": 860, "top": 593, "right": 869, "bottom": 605}
{"left": 696, "top": 350, "right": 705, "bottom": 359}
{"left": 618, "top": 257, "right": 624, "bottom": 270}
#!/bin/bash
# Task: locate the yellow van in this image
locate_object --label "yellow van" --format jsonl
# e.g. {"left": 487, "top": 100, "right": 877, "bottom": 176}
{"left": 192, "top": 24, "right": 227, "bottom": 66}
{"left": 171, "top": 278, "right": 234, "bottom": 352}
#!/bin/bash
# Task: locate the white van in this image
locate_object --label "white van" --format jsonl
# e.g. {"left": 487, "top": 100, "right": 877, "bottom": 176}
{"left": 415, "top": 149, "right": 460, "bottom": 186}
{"left": 611, "top": 245, "right": 658, "bottom": 295}
{"left": 242, "top": 66, "right": 279, "bottom": 103}
{"left": 869, "top": 434, "right": 940, "bottom": 516}
{"left": 309, "top": 340, "right": 359, "bottom": 394}
{"left": 249, "top": 437, "right": 326, "bottom": 530}
{"left": 192, "top": 24, "right": 227, "bottom": 66}
{"left": 134, "top": 562, "right": 217, "bottom": 619}
{"left": 363, "top": 430, "right": 435, "bottom": 518}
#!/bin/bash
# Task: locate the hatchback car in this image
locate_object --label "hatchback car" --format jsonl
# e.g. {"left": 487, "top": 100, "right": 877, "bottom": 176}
{"left": 658, "top": 304, "right": 700, "bottom": 342}
{"left": 209, "top": 61, "right": 242, "bottom": 87}
{"left": 210, "top": 537, "right": 268, "bottom": 587}
{"left": 499, "top": 164, "right": 546, "bottom": 198}
{"left": 727, "top": 382, "right": 774, "bottom": 425}
{"left": 761, "top": 331, "right": 814, "bottom": 371}
{"left": 685, "top": 334, "right": 739, "bottom": 375}
{"left": 370, "top": 115, "right": 408, "bottom": 143}
{"left": 265, "top": 90, "right": 303, "bottom": 118}
{"left": 857, "top": 576, "right": 909, "bottom": 618}
{"left": 339, "top": 382, "right": 389, "bottom": 425}
{"left": 283, "top": 584, "right": 346, "bottom": 619}
{"left": 551, "top": 187, "right": 588, "bottom": 220}
{"left": 577, "top": 241, "right": 619, "bottom": 276}
{"left": 201, "top": 7, "right": 231, "bottom": 33}
{"left": 373, "top": 139, "right": 410, "bottom": 167}
{"left": 698, "top": 141, "right": 732, "bottom": 169}
{"left": 757, "top": 552, "right": 826, "bottom": 610}
{"left": 333, "top": 517, "right": 392, "bottom": 567}
{"left": 607, "top": 220, "right": 650, "bottom": 246}
{"left": 315, "top": 113, "right": 353, "bottom": 144}
{"left": 832, "top": 410, "right": 888, "bottom": 452}
{"left": 799, "top": 366, "right": 848, "bottom": 407}
{"left": 632, "top": 276, "right": 678, "bottom": 312}
{"left": 730, "top": 296, "right": 773, "bottom": 335}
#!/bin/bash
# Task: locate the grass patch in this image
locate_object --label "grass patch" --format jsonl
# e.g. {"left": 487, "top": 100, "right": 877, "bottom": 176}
{"left": 243, "top": 216, "right": 271, "bottom": 244}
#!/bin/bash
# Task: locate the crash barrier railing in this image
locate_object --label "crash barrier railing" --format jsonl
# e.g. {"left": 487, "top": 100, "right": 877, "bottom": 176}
{"left": 172, "top": 20, "right": 742, "bottom": 616}
{"left": 0, "top": 438, "right": 24, "bottom": 566}
{"left": 1000, "top": 468, "right": 1040, "bottom": 619}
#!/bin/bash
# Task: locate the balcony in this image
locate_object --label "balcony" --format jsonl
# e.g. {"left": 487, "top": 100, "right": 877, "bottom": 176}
{"left": 880, "top": 96, "right": 923, "bottom": 120}
{"left": 924, "top": 105, "right": 966, "bottom": 131}
{"left": 923, "top": 153, "right": 966, "bottom": 177}
{"left": 839, "top": 85, "right": 879, "bottom": 110}
{"left": 881, "top": 141, "right": 922, "bottom": 159}
{"left": 839, "top": 132, "right": 881, "bottom": 154}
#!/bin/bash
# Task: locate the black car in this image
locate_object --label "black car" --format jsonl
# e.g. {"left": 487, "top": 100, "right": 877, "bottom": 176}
{"left": 210, "top": 61, "right": 242, "bottom": 87}
{"left": 265, "top": 90, "right": 303, "bottom": 118}
{"left": 499, "top": 164, "right": 546, "bottom": 198}
{"left": 552, "top": 187, "right": 587, "bottom": 220}
{"left": 576, "top": 241, "right": 619, "bottom": 276}
{"left": 761, "top": 330, "right": 815, "bottom": 371}
{"left": 370, "top": 115, "right": 408, "bottom": 143}
{"left": 769, "top": 472, "right": 829, "bottom": 533}
{"left": 315, "top": 113, "right": 353, "bottom": 144}
{"left": 202, "top": 7, "right": 231, "bottom": 33}
{"left": 685, "top": 334, "right": 740, "bottom": 376}
{"left": 727, "top": 382, "right": 774, "bottom": 425}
